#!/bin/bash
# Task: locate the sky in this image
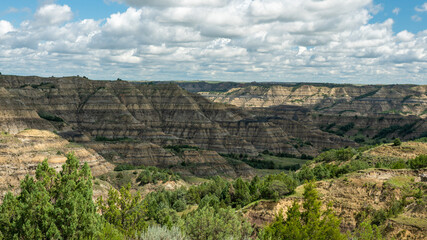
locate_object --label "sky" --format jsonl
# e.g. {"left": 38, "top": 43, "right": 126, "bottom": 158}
{"left": 0, "top": 0, "right": 426, "bottom": 84}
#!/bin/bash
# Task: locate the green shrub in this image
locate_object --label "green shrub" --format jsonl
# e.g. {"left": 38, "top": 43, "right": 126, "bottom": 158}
{"left": 97, "top": 184, "right": 147, "bottom": 237}
{"left": 172, "top": 199, "right": 187, "bottom": 212}
{"left": 261, "top": 182, "right": 345, "bottom": 240}
{"left": 339, "top": 122, "right": 355, "bottom": 133}
{"left": 0, "top": 154, "right": 100, "bottom": 239}
{"left": 140, "top": 226, "right": 187, "bottom": 240}
{"left": 348, "top": 220, "right": 383, "bottom": 240}
{"left": 314, "top": 148, "right": 356, "bottom": 163}
{"left": 184, "top": 206, "right": 252, "bottom": 240}
{"left": 393, "top": 138, "right": 402, "bottom": 146}
{"left": 96, "top": 222, "right": 125, "bottom": 240}
{"left": 37, "top": 111, "right": 64, "bottom": 122}
{"left": 136, "top": 167, "right": 180, "bottom": 186}
{"left": 407, "top": 155, "right": 427, "bottom": 169}
{"left": 390, "top": 159, "right": 407, "bottom": 169}
{"left": 114, "top": 164, "right": 138, "bottom": 171}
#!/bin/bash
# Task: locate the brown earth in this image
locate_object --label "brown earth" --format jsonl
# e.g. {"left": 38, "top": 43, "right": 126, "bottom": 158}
{"left": 177, "top": 82, "right": 427, "bottom": 141}
{"left": 0, "top": 75, "right": 360, "bottom": 165}
{"left": 366, "top": 142, "right": 427, "bottom": 160}
{"left": 243, "top": 168, "right": 427, "bottom": 240}
{"left": 0, "top": 129, "right": 114, "bottom": 199}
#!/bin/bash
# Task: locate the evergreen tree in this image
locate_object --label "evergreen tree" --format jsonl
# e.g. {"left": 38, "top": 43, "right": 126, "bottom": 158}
{"left": 0, "top": 154, "right": 100, "bottom": 239}
{"left": 393, "top": 138, "right": 402, "bottom": 146}
{"left": 348, "top": 220, "right": 383, "bottom": 240}
{"left": 232, "top": 177, "right": 251, "bottom": 207}
{"left": 97, "top": 183, "right": 147, "bottom": 237}
{"left": 261, "top": 181, "right": 345, "bottom": 240}
{"left": 184, "top": 206, "right": 252, "bottom": 240}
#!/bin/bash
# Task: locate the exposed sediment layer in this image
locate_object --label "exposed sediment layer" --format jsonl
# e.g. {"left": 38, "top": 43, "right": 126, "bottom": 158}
{"left": 0, "top": 75, "right": 356, "bottom": 157}
{"left": 0, "top": 129, "right": 114, "bottom": 199}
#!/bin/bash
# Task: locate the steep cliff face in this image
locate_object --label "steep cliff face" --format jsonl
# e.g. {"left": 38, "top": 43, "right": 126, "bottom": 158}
{"left": 189, "top": 83, "right": 427, "bottom": 118}
{"left": 0, "top": 87, "right": 54, "bottom": 134}
{"left": 0, "top": 75, "right": 354, "bottom": 158}
{"left": 175, "top": 150, "right": 254, "bottom": 178}
{"left": 177, "top": 82, "right": 426, "bottom": 141}
{"left": 0, "top": 129, "right": 114, "bottom": 199}
{"left": 250, "top": 105, "right": 426, "bottom": 142}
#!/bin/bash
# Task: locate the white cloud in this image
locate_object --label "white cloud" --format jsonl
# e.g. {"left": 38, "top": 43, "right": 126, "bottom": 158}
{"left": 392, "top": 8, "right": 400, "bottom": 15}
{"left": 34, "top": 4, "right": 73, "bottom": 26}
{"left": 108, "top": 49, "right": 142, "bottom": 63}
{"left": 397, "top": 30, "right": 414, "bottom": 42}
{"left": 0, "top": 20, "right": 14, "bottom": 36}
{"left": 0, "top": 0, "right": 426, "bottom": 84}
{"left": 112, "top": 0, "right": 231, "bottom": 8}
{"left": 415, "top": 3, "right": 427, "bottom": 12}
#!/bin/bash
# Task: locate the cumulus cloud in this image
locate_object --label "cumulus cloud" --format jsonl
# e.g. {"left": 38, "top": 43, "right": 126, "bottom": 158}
{"left": 0, "top": 20, "right": 14, "bottom": 36}
{"left": 34, "top": 4, "right": 73, "bottom": 26}
{"left": 0, "top": 0, "right": 426, "bottom": 83}
{"left": 112, "top": 0, "right": 231, "bottom": 8}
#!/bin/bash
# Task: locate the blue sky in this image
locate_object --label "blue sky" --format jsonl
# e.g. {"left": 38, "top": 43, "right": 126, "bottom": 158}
{"left": 370, "top": 0, "right": 426, "bottom": 33}
{"left": 0, "top": 0, "right": 426, "bottom": 83}
{"left": 1, "top": 0, "right": 424, "bottom": 32}
{"left": 0, "top": 1, "right": 127, "bottom": 25}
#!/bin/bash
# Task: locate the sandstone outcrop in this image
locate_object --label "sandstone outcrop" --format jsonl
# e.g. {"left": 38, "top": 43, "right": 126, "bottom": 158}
{"left": 0, "top": 129, "right": 114, "bottom": 199}
{"left": 175, "top": 150, "right": 254, "bottom": 178}
{"left": 185, "top": 83, "right": 427, "bottom": 118}
{"left": 177, "top": 82, "right": 426, "bottom": 141}
{"left": 0, "top": 75, "right": 356, "bottom": 158}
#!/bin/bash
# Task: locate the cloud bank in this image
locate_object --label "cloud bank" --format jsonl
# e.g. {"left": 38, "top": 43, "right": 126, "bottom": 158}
{"left": 0, "top": 1, "right": 426, "bottom": 83}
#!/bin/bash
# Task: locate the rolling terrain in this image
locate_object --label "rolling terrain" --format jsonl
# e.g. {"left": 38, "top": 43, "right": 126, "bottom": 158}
{"left": 177, "top": 81, "right": 427, "bottom": 143}
{"left": 0, "top": 75, "right": 426, "bottom": 239}
{"left": 0, "top": 75, "right": 358, "bottom": 170}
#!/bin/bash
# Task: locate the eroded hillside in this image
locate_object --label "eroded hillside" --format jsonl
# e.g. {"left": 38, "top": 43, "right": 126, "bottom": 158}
{"left": 0, "top": 75, "right": 357, "bottom": 164}
{"left": 177, "top": 82, "right": 427, "bottom": 142}
{"left": 244, "top": 168, "right": 427, "bottom": 239}
{"left": 0, "top": 129, "right": 114, "bottom": 199}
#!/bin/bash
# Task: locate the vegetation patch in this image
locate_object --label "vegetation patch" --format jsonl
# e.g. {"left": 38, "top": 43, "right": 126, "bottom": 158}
{"left": 401, "top": 95, "right": 413, "bottom": 103}
{"left": 390, "top": 215, "right": 427, "bottom": 229}
{"left": 374, "top": 123, "right": 417, "bottom": 139}
{"left": 386, "top": 176, "right": 415, "bottom": 188}
{"left": 37, "top": 111, "right": 64, "bottom": 122}
{"left": 354, "top": 88, "right": 380, "bottom": 100}
{"left": 338, "top": 109, "right": 357, "bottom": 114}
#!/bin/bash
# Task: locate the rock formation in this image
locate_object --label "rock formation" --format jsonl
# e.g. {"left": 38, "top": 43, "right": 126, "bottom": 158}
{"left": 0, "top": 129, "right": 114, "bottom": 199}
{"left": 177, "top": 82, "right": 427, "bottom": 141}
{"left": 0, "top": 75, "right": 356, "bottom": 159}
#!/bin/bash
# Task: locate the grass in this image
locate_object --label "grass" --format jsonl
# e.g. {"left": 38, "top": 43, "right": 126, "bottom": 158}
{"left": 0, "top": 131, "right": 9, "bottom": 136}
{"left": 240, "top": 199, "right": 274, "bottom": 213}
{"left": 177, "top": 205, "right": 198, "bottom": 216}
{"left": 386, "top": 176, "right": 415, "bottom": 188}
{"left": 390, "top": 215, "right": 427, "bottom": 229}
{"left": 287, "top": 185, "right": 305, "bottom": 198}
{"left": 181, "top": 175, "right": 209, "bottom": 184}
{"left": 65, "top": 142, "right": 83, "bottom": 148}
